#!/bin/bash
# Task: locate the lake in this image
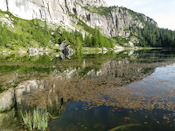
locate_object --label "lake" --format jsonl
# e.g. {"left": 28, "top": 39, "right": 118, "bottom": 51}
{"left": 0, "top": 49, "right": 175, "bottom": 131}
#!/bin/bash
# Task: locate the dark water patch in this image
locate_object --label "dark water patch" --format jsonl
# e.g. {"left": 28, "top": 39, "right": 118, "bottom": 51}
{"left": 48, "top": 101, "right": 175, "bottom": 131}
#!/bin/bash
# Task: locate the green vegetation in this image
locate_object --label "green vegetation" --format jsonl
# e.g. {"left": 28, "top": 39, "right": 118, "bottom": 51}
{"left": 121, "top": 7, "right": 175, "bottom": 48}
{"left": 93, "top": 6, "right": 117, "bottom": 17}
{"left": 20, "top": 109, "right": 51, "bottom": 131}
{"left": 82, "top": 5, "right": 117, "bottom": 17}
{"left": 136, "top": 22, "right": 175, "bottom": 47}
{"left": 77, "top": 19, "right": 95, "bottom": 34}
{"left": 0, "top": 10, "right": 53, "bottom": 51}
{"left": 109, "top": 124, "right": 141, "bottom": 131}
{"left": 56, "top": 25, "right": 113, "bottom": 50}
{"left": 113, "top": 36, "right": 130, "bottom": 47}
{"left": 84, "top": 26, "right": 114, "bottom": 48}
{"left": 0, "top": 10, "right": 115, "bottom": 52}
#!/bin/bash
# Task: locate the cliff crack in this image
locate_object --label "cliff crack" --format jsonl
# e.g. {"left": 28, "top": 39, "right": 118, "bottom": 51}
{"left": 65, "top": 0, "right": 69, "bottom": 13}
{"left": 6, "top": 0, "right": 9, "bottom": 11}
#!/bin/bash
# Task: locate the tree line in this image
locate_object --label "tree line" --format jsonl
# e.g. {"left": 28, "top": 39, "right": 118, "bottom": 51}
{"left": 54, "top": 26, "right": 114, "bottom": 51}
{"left": 136, "top": 21, "right": 175, "bottom": 47}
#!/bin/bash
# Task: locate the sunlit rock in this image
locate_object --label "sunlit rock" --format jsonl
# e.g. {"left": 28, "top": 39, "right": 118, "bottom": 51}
{"left": 0, "top": 18, "right": 14, "bottom": 28}
{"left": 0, "top": 88, "right": 15, "bottom": 112}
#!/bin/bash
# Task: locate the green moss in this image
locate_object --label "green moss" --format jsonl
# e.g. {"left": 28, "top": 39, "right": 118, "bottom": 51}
{"left": 93, "top": 6, "right": 117, "bottom": 17}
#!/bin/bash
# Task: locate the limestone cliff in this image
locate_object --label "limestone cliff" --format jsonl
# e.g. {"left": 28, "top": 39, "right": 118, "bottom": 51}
{"left": 0, "top": 0, "right": 157, "bottom": 38}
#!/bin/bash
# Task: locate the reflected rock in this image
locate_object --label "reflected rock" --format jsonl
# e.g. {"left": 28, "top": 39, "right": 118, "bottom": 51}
{"left": 15, "top": 80, "right": 44, "bottom": 105}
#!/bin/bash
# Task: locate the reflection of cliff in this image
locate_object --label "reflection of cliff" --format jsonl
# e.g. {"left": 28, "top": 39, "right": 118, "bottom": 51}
{"left": 17, "top": 59, "right": 175, "bottom": 111}
{"left": 1, "top": 52, "right": 175, "bottom": 112}
{"left": 85, "top": 59, "right": 156, "bottom": 86}
{"left": 1, "top": 50, "right": 175, "bottom": 130}
{"left": 1, "top": 61, "right": 175, "bottom": 130}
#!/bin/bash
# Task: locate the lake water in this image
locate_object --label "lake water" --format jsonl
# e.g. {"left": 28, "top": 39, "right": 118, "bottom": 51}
{"left": 0, "top": 49, "right": 175, "bottom": 131}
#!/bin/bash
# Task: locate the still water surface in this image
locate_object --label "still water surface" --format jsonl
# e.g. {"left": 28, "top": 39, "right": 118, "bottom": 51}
{"left": 0, "top": 49, "right": 175, "bottom": 131}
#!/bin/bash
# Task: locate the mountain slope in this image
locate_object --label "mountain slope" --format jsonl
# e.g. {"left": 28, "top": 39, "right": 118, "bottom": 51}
{"left": 0, "top": 0, "right": 175, "bottom": 49}
{"left": 0, "top": 0, "right": 156, "bottom": 37}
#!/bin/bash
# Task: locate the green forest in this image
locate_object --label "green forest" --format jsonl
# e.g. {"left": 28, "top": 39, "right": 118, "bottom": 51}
{"left": 136, "top": 21, "right": 175, "bottom": 47}
{"left": 57, "top": 26, "right": 113, "bottom": 50}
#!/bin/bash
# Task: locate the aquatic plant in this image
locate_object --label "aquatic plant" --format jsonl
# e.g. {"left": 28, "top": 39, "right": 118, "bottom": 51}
{"left": 20, "top": 108, "right": 52, "bottom": 131}
{"left": 109, "top": 124, "right": 141, "bottom": 131}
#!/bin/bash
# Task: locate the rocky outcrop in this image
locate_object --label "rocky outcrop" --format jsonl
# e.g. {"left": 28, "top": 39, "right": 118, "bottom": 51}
{"left": 60, "top": 40, "right": 74, "bottom": 59}
{"left": 0, "top": 0, "right": 157, "bottom": 38}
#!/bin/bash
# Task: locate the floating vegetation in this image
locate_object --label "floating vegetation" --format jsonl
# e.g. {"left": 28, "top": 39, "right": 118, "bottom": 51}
{"left": 109, "top": 124, "right": 141, "bottom": 131}
{"left": 20, "top": 108, "right": 52, "bottom": 131}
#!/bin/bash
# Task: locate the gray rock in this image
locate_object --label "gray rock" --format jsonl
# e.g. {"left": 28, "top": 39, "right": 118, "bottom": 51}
{"left": 60, "top": 52, "right": 66, "bottom": 59}
{"left": 0, "top": 88, "right": 15, "bottom": 112}
{"left": 59, "top": 40, "right": 74, "bottom": 59}
{"left": 63, "top": 45, "right": 74, "bottom": 59}
{"left": 60, "top": 40, "right": 67, "bottom": 51}
{"left": 27, "top": 48, "right": 39, "bottom": 56}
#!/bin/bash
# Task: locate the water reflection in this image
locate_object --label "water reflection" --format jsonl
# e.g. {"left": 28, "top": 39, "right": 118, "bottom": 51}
{"left": 0, "top": 49, "right": 175, "bottom": 130}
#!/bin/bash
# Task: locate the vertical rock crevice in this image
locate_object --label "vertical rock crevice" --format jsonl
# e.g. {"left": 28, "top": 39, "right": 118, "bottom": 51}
{"left": 65, "top": 0, "right": 69, "bottom": 13}
{"left": 6, "top": 0, "right": 9, "bottom": 11}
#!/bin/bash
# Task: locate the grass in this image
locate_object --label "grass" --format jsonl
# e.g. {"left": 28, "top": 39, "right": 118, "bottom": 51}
{"left": 20, "top": 108, "right": 52, "bottom": 131}
{"left": 0, "top": 10, "right": 54, "bottom": 51}
{"left": 81, "top": 47, "right": 100, "bottom": 54}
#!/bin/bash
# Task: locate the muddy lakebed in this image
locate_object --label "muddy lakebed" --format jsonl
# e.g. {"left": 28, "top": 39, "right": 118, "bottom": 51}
{"left": 0, "top": 49, "right": 175, "bottom": 131}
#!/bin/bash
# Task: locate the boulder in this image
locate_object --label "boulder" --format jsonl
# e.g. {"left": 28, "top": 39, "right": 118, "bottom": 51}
{"left": 63, "top": 45, "right": 74, "bottom": 59}
{"left": 60, "top": 40, "right": 67, "bottom": 51}
{"left": 27, "top": 48, "right": 39, "bottom": 56}
{"left": 0, "top": 88, "right": 15, "bottom": 112}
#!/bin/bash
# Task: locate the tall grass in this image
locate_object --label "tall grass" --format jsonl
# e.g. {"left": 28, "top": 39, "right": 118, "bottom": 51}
{"left": 20, "top": 108, "right": 52, "bottom": 131}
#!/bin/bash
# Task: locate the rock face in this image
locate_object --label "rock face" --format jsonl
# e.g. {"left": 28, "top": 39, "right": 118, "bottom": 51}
{"left": 0, "top": 0, "right": 157, "bottom": 38}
